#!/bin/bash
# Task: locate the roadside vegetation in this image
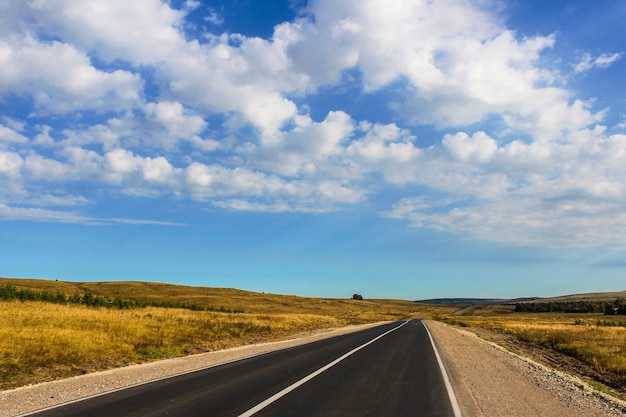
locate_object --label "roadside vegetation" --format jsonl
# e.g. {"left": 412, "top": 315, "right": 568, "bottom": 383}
{"left": 0, "top": 278, "right": 455, "bottom": 390}
{"left": 438, "top": 304, "right": 626, "bottom": 396}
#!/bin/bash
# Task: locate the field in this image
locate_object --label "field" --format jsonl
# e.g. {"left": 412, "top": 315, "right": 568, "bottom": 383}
{"left": 438, "top": 304, "right": 626, "bottom": 396}
{"left": 0, "top": 278, "right": 455, "bottom": 390}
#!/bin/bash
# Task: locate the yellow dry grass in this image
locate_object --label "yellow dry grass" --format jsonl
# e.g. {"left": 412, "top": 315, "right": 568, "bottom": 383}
{"left": 0, "top": 301, "right": 341, "bottom": 389}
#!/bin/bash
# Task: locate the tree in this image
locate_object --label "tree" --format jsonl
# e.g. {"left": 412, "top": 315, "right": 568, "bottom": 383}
{"left": 352, "top": 293, "right": 363, "bottom": 301}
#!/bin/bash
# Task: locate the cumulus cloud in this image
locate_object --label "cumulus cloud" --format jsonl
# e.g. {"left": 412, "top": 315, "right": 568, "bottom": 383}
{"left": 0, "top": 151, "right": 23, "bottom": 177}
{"left": 1, "top": 0, "right": 625, "bottom": 248}
{"left": 387, "top": 126, "right": 626, "bottom": 247}
{"left": 443, "top": 131, "right": 498, "bottom": 163}
{"left": 21, "top": 0, "right": 187, "bottom": 65}
{"left": 0, "top": 35, "right": 142, "bottom": 115}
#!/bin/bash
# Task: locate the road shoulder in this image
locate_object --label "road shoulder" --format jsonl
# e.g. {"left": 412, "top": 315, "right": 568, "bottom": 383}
{"left": 424, "top": 320, "right": 626, "bottom": 417}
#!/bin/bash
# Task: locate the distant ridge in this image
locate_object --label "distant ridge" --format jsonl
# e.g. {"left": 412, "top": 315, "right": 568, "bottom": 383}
{"left": 515, "top": 291, "right": 626, "bottom": 303}
{"left": 421, "top": 291, "right": 626, "bottom": 306}
{"left": 417, "top": 297, "right": 540, "bottom": 305}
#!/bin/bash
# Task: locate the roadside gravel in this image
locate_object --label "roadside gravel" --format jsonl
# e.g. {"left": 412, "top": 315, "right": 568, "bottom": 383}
{"left": 425, "top": 320, "right": 626, "bottom": 417}
{"left": 3, "top": 319, "right": 625, "bottom": 417}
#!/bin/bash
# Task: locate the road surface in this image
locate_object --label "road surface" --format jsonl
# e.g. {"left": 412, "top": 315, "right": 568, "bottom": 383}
{"left": 23, "top": 320, "right": 459, "bottom": 417}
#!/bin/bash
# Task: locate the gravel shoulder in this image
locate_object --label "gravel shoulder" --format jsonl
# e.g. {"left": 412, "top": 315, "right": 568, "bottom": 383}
{"left": 425, "top": 320, "right": 626, "bottom": 417}
{"left": 4, "top": 319, "right": 626, "bottom": 417}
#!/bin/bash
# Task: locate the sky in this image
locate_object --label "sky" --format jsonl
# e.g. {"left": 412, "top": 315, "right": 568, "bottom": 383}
{"left": 1, "top": 0, "right": 625, "bottom": 300}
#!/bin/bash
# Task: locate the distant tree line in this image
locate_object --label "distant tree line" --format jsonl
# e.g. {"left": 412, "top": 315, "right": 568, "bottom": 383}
{"left": 515, "top": 299, "right": 626, "bottom": 315}
{"left": 0, "top": 284, "right": 243, "bottom": 313}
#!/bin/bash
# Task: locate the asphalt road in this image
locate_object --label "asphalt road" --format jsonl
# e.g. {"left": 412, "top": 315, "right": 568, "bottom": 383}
{"left": 24, "top": 320, "right": 458, "bottom": 417}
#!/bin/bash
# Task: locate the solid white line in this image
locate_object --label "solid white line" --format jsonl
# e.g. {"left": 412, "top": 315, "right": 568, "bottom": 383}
{"left": 423, "top": 321, "right": 463, "bottom": 417}
{"left": 238, "top": 321, "right": 409, "bottom": 417}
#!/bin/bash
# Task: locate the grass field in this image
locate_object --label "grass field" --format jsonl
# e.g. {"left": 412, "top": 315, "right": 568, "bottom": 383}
{"left": 438, "top": 304, "right": 626, "bottom": 393}
{"left": 0, "top": 278, "right": 455, "bottom": 390}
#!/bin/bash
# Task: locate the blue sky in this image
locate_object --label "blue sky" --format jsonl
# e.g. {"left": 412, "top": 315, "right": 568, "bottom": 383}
{"left": 1, "top": 0, "right": 625, "bottom": 299}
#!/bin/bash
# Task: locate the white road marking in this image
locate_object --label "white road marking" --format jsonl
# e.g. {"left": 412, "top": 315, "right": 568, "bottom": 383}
{"left": 238, "top": 320, "right": 410, "bottom": 417}
{"left": 423, "top": 321, "right": 463, "bottom": 417}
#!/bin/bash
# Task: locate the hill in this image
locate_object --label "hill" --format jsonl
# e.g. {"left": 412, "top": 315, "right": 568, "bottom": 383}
{"left": 516, "top": 291, "right": 626, "bottom": 304}
{"left": 418, "top": 297, "right": 540, "bottom": 305}
{"left": 0, "top": 277, "right": 429, "bottom": 317}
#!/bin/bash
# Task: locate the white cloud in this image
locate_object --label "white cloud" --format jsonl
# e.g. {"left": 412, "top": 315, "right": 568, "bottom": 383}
{"left": 344, "top": 122, "right": 422, "bottom": 184}
{"left": 1, "top": 0, "right": 626, "bottom": 249}
{"left": 387, "top": 196, "right": 626, "bottom": 248}
{"left": 162, "top": 35, "right": 303, "bottom": 142}
{"left": 24, "top": 154, "right": 69, "bottom": 180}
{"left": 0, "top": 151, "right": 23, "bottom": 177}
{"left": 22, "top": 0, "right": 187, "bottom": 65}
{"left": 142, "top": 101, "right": 208, "bottom": 149}
{"left": 212, "top": 199, "right": 294, "bottom": 213}
{"left": 387, "top": 126, "right": 626, "bottom": 247}
{"left": 0, "top": 125, "right": 28, "bottom": 146}
{"left": 0, "top": 35, "right": 142, "bottom": 115}
{"left": 204, "top": 8, "right": 224, "bottom": 25}
{"left": 283, "top": 0, "right": 590, "bottom": 140}
{"left": 443, "top": 131, "right": 498, "bottom": 163}
{"left": 28, "top": 194, "right": 88, "bottom": 207}
{"left": 144, "top": 101, "right": 206, "bottom": 138}
{"left": 573, "top": 52, "right": 621, "bottom": 73}
{"left": 183, "top": 161, "right": 366, "bottom": 211}
{"left": 104, "top": 148, "right": 176, "bottom": 188}
{"left": 246, "top": 111, "right": 355, "bottom": 176}
{"left": 0, "top": 202, "right": 182, "bottom": 225}
{"left": 184, "top": 0, "right": 201, "bottom": 12}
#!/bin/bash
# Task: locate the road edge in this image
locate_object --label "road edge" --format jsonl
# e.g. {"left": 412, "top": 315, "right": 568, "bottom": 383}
{"left": 422, "top": 320, "right": 463, "bottom": 417}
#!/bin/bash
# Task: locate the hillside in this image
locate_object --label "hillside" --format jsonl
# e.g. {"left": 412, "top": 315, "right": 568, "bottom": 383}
{"left": 418, "top": 297, "right": 540, "bottom": 305}
{"left": 516, "top": 290, "right": 626, "bottom": 304}
{"left": 0, "top": 277, "right": 428, "bottom": 316}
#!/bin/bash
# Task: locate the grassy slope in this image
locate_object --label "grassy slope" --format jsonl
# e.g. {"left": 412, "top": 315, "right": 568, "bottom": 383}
{"left": 538, "top": 291, "right": 626, "bottom": 302}
{"left": 516, "top": 291, "right": 626, "bottom": 303}
{"left": 0, "top": 277, "right": 426, "bottom": 316}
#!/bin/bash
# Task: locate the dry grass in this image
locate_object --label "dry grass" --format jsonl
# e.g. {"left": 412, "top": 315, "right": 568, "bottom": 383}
{"left": 0, "top": 301, "right": 342, "bottom": 389}
{"left": 439, "top": 305, "right": 626, "bottom": 390}
{"left": 0, "top": 277, "right": 438, "bottom": 316}
{"left": 0, "top": 278, "right": 456, "bottom": 390}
